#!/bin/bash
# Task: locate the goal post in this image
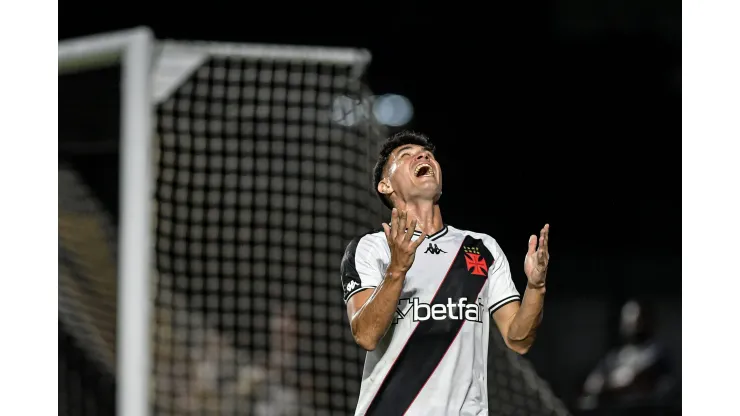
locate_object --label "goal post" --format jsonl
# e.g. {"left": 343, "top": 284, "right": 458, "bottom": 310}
{"left": 58, "top": 27, "right": 155, "bottom": 416}
{"left": 58, "top": 28, "right": 385, "bottom": 416}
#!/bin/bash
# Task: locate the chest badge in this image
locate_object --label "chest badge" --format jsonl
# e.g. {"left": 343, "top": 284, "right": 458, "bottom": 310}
{"left": 463, "top": 246, "right": 488, "bottom": 276}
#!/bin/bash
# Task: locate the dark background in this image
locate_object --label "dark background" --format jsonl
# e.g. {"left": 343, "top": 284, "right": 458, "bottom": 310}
{"left": 60, "top": 0, "right": 681, "bottom": 412}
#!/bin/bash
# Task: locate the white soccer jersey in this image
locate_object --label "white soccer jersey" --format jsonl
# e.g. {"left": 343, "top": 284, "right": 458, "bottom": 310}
{"left": 340, "top": 224, "right": 522, "bottom": 416}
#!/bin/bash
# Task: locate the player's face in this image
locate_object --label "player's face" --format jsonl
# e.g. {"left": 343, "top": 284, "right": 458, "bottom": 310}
{"left": 385, "top": 144, "right": 442, "bottom": 203}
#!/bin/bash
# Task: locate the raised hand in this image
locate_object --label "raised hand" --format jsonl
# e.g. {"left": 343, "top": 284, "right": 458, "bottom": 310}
{"left": 524, "top": 224, "right": 550, "bottom": 288}
{"left": 382, "top": 208, "right": 428, "bottom": 274}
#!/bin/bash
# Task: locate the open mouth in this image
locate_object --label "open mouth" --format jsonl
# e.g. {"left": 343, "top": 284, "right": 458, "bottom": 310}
{"left": 414, "top": 163, "right": 434, "bottom": 177}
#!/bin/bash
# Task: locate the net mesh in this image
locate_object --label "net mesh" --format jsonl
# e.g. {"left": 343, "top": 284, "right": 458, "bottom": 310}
{"left": 488, "top": 329, "right": 571, "bottom": 416}
{"left": 152, "top": 47, "right": 385, "bottom": 415}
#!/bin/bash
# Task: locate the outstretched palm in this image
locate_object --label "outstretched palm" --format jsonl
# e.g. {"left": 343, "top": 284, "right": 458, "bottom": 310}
{"left": 524, "top": 224, "right": 550, "bottom": 288}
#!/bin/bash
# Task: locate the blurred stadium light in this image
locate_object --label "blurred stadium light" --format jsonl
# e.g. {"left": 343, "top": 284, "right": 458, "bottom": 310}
{"left": 332, "top": 93, "right": 413, "bottom": 128}
{"left": 373, "top": 94, "right": 414, "bottom": 127}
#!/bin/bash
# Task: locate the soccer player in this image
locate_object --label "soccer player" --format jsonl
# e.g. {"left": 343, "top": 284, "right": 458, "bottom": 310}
{"left": 340, "top": 131, "right": 550, "bottom": 415}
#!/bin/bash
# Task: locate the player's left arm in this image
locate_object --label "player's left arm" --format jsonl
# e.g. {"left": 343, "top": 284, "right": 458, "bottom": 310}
{"left": 491, "top": 224, "right": 549, "bottom": 355}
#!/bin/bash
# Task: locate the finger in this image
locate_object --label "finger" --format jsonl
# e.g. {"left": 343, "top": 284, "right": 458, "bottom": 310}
{"left": 390, "top": 208, "right": 399, "bottom": 240}
{"left": 382, "top": 223, "right": 391, "bottom": 242}
{"left": 397, "top": 210, "right": 408, "bottom": 241}
{"left": 404, "top": 218, "right": 418, "bottom": 243}
{"left": 412, "top": 228, "right": 428, "bottom": 248}
{"left": 538, "top": 225, "right": 548, "bottom": 253}
{"left": 527, "top": 235, "right": 537, "bottom": 256}
{"left": 542, "top": 224, "right": 549, "bottom": 252}
{"left": 539, "top": 234, "right": 545, "bottom": 253}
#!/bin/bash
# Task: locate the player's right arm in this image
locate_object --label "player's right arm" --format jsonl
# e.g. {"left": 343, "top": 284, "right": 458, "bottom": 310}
{"left": 343, "top": 209, "right": 426, "bottom": 351}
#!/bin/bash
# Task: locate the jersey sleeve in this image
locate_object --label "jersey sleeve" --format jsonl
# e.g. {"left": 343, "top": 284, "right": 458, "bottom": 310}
{"left": 340, "top": 234, "right": 384, "bottom": 303}
{"left": 484, "top": 237, "right": 521, "bottom": 315}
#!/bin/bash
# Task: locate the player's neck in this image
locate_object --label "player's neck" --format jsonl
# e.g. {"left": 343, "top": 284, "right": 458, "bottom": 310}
{"left": 396, "top": 200, "right": 444, "bottom": 235}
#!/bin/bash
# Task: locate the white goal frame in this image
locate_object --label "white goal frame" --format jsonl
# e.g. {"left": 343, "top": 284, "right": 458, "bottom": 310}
{"left": 59, "top": 27, "right": 154, "bottom": 416}
{"left": 59, "top": 27, "right": 376, "bottom": 416}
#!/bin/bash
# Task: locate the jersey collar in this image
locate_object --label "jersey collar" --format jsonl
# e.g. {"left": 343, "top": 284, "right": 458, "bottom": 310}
{"left": 413, "top": 224, "right": 449, "bottom": 241}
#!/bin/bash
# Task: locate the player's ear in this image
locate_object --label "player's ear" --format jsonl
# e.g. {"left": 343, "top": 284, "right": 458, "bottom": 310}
{"left": 377, "top": 178, "right": 393, "bottom": 196}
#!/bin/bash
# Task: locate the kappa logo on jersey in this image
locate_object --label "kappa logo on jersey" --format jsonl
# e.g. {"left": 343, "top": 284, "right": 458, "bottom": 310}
{"left": 393, "top": 297, "right": 484, "bottom": 324}
{"left": 345, "top": 280, "right": 359, "bottom": 293}
{"left": 424, "top": 243, "right": 447, "bottom": 255}
{"left": 463, "top": 246, "right": 489, "bottom": 276}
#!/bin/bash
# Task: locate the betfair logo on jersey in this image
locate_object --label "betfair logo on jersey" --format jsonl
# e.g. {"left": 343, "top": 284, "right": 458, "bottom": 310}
{"left": 393, "top": 297, "right": 484, "bottom": 324}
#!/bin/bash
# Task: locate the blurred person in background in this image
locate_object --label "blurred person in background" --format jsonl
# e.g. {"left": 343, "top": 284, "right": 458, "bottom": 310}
{"left": 158, "top": 305, "right": 310, "bottom": 415}
{"left": 340, "top": 131, "right": 550, "bottom": 415}
{"left": 576, "top": 299, "right": 678, "bottom": 415}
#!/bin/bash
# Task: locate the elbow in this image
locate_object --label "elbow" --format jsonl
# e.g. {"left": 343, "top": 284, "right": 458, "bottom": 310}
{"left": 350, "top": 321, "right": 378, "bottom": 351}
{"left": 506, "top": 338, "right": 533, "bottom": 355}
{"left": 355, "top": 335, "right": 378, "bottom": 351}
{"left": 509, "top": 343, "right": 531, "bottom": 355}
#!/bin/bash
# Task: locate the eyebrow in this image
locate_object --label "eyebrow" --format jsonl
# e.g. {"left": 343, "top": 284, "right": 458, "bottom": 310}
{"left": 395, "top": 145, "right": 415, "bottom": 155}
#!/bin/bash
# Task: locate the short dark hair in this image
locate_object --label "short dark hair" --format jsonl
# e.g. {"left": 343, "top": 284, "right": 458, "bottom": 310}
{"left": 372, "top": 130, "right": 436, "bottom": 209}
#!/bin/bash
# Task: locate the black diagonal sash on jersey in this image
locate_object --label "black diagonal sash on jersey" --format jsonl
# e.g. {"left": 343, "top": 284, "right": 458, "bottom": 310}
{"left": 365, "top": 236, "right": 493, "bottom": 415}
